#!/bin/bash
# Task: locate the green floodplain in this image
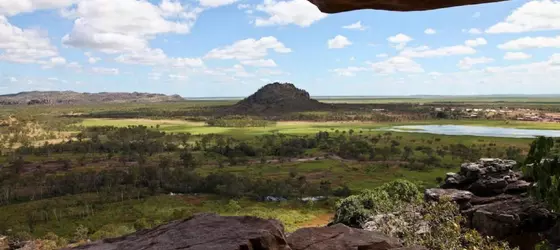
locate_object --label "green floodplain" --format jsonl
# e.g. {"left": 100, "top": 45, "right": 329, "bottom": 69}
{"left": 2, "top": 96, "right": 560, "bottom": 244}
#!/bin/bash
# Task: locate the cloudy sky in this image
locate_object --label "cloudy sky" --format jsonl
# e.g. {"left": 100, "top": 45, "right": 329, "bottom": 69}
{"left": 0, "top": 0, "right": 559, "bottom": 97}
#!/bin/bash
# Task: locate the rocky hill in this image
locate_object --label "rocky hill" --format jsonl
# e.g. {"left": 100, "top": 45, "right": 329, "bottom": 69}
{"left": 0, "top": 91, "right": 184, "bottom": 105}
{"left": 230, "top": 82, "right": 331, "bottom": 114}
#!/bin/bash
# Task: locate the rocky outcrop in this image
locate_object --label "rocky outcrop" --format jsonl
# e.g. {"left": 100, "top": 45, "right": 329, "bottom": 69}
{"left": 441, "top": 158, "right": 526, "bottom": 196}
{"left": 288, "top": 224, "right": 424, "bottom": 250}
{"left": 231, "top": 82, "right": 331, "bottom": 114}
{"left": 308, "top": 0, "right": 507, "bottom": 14}
{"left": 426, "top": 158, "right": 556, "bottom": 250}
{"left": 71, "top": 213, "right": 424, "bottom": 250}
{"left": 70, "top": 213, "right": 290, "bottom": 250}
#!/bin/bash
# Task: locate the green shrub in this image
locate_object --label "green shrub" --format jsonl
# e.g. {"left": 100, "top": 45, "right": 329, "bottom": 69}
{"left": 332, "top": 179, "right": 421, "bottom": 226}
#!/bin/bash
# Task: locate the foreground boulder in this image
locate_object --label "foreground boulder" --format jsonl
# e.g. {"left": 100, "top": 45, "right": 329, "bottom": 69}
{"left": 71, "top": 213, "right": 424, "bottom": 250}
{"left": 426, "top": 158, "right": 557, "bottom": 250}
{"left": 70, "top": 213, "right": 290, "bottom": 250}
{"left": 308, "top": 0, "right": 507, "bottom": 13}
{"left": 288, "top": 224, "right": 423, "bottom": 250}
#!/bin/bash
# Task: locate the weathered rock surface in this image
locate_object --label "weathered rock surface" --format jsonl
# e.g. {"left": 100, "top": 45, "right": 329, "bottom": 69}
{"left": 427, "top": 158, "right": 556, "bottom": 250}
{"left": 441, "top": 158, "right": 526, "bottom": 196}
{"left": 308, "top": 0, "right": 507, "bottom": 13}
{"left": 70, "top": 213, "right": 290, "bottom": 250}
{"left": 288, "top": 224, "right": 415, "bottom": 250}
{"left": 71, "top": 214, "right": 424, "bottom": 250}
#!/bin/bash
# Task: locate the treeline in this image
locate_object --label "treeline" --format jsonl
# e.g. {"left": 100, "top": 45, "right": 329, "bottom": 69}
{"left": 0, "top": 156, "right": 345, "bottom": 206}
{"left": 206, "top": 116, "right": 276, "bottom": 127}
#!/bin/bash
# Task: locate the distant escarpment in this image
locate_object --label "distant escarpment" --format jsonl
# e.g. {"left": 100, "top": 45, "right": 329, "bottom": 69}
{"left": 0, "top": 91, "right": 184, "bottom": 105}
{"left": 230, "top": 82, "right": 332, "bottom": 114}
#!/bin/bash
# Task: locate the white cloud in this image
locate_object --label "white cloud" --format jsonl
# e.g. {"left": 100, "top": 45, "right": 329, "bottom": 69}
{"left": 376, "top": 53, "right": 388, "bottom": 58}
{"left": 0, "top": 16, "right": 59, "bottom": 64}
{"left": 0, "top": 0, "right": 77, "bottom": 16}
{"left": 241, "top": 59, "right": 277, "bottom": 67}
{"left": 328, "top": 35, "right": 352, "bottom": 49}
{"left": 467, "top": 28, "right": 482, "bottom": 34}
{"left": 497, "top": 35, "right": 560, "bottom": 50}
{"left": 91, "top": 67, "right": 119, "bottom": 75}
{"left": 368, "top": 56, "right": 424, "bottom": 74}
{"left": 50, "top": 57, "right": 66, "bottom": 65}
{"left": 254, "top": 0, "right": 327, "bottom": 27}
{"left": 205, "top": 36, "right": 291, "bottom": 60}
{"left": 400, "top": 45, "right": 476, "bottom": 58}
{"left": 458, "top": 56, "right": 494, "bottom": 70}
{"left": 424, "top": 28, "right": 436, "bottom": 35}
{"left": 388, "top": 33, "right": 413, "bottom": 50}
{"left": 332, "top": 66, "right": 367, "bottom": 76}
{"left": 485, "top": 53, "right": 560, "bottom": 73}
{"left": 62, "top": 0, "right": 201, "bottom": 54}
{"left": 486, "top": 0, "right": 560, "bottom": 34}
{"left": 504, "top": 52, "right": 532, "bottom": 60}
{"left": 343, "top": 21, "right": 367, "bottom": 31}
{"left": 67, "top": 62, "right": 82, "bottom": 69}
{"left": 171, "top": 57, "right": 204, "bottom": 68}
{"left": 168, "top": 74, "right": 187, "bottom": 80}
{"left": 238, "top": 4, "right": 250, "bottom": 9}
{"left": 200, "top": 0, "right": 238, "bottom": 7}
{"left": 465, "top": 37, "right": 487, "bottom": 47}
{"left": 226, "top": 64, "right": 253, "bottom": 78}
{"left": 159, "top": 0, "right": 184, "bottom": 14}
{"left": 84, "top": 52, "right": 101, "bottom": 64}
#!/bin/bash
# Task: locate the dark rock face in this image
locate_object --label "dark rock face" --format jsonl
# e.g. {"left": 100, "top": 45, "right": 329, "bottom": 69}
{"left": 308, "top": 0, "right": 507, "bottom": 14}
{"left": 232, "top": 82, "right": 330, "bottom": 114}
{"left": 426, "top": 158, "right": 556, "bottom": 250}
{"left": 71, "top": 214, "right": 424, "bottom": 250}
{"left": 288, "top": 224, "right": 419, "bottom": 250}
{"left": 441, "top": 158, "right": 524, "bottom": 196}
{"left": 70, "top": 213, "right": 290, "bottom": 250}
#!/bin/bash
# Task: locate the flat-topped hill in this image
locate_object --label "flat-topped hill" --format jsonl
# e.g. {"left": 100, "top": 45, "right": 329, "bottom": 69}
{"left": 0, "top": 91, "right": 184, "bottom": 105}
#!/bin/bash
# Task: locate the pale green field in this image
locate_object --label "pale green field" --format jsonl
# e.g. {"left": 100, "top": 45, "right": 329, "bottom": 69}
{"left": 78, "top": 118, "right": 560, "bottom": 137}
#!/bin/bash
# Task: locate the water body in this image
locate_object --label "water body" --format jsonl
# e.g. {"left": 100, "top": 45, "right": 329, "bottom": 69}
{"left": 382, "top": 125, "right": 560, "bottom": 138}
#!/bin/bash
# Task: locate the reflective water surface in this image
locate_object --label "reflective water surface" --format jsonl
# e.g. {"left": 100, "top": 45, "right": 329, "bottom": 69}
{"left": 382, "top": 125, "right": 560, "bottom": 138}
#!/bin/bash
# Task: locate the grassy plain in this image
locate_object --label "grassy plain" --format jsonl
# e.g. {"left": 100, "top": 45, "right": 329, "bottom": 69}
{"left": 4, "top": 96, "right": 560, "bottom": 243}
{"left": 0, "top": 193, "right": 330, "bottom": 239}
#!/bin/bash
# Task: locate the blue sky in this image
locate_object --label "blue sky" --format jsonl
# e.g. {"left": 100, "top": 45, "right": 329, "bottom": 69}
{"left": 0, "top": 0, "right": 559, "bottom": 97}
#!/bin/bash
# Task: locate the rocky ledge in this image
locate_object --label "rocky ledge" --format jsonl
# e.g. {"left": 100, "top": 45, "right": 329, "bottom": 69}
{"left": 70, "top": 213, "right": 426, "bottom": 250}
{"left": 425, "top": 158, "right": 556, "bottom": 250}
{"left": 308, "top": 0, "right": 507, "bottom": 14}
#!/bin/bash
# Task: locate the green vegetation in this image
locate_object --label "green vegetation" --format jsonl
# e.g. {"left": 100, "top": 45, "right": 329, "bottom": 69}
{"left": 333, "top": 180, "right": 516, "bottom": 250}
{"left": 1, "top": 96, "right": 560, "bottom": 247}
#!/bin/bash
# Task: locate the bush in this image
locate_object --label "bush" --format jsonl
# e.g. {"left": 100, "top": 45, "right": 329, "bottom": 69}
{"left": 332, "top": 180, "right": 421, "bottom": 226}
{"left": 332, "top": 180, "right": 515, "bottom": 250}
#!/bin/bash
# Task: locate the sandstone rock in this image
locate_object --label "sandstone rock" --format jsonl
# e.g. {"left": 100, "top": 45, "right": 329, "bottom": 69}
{"left": 443, "top": 158, "right": 520, "bottom": 196}
{"left": 70, "top": 213, "right": 291, "bottom": 250}
{"left": 466, "top": 197, "right": 555, "bottom": 239}
{"left": 424, "top": 188, "right": 473, "bottom": 203}
{"left": 308, "top": 0, "right": 507, "bottom": 14}
{"left": 432, "top": 158, "right": 556, "bottom": 250}
{"left": 287, "top": 223, "right": 408, "bottom": 250}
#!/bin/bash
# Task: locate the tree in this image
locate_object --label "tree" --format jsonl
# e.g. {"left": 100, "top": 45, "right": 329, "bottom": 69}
{"left": 180, "top": 150, "right": 197, "bottom": 169}
{"left": 523, "top": 137, "right": 560, "bottom": 211}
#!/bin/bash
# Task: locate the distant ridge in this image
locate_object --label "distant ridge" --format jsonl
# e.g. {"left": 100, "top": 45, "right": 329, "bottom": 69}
{"left": 0, "top": 91, "right": 184, "bottom": 105}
